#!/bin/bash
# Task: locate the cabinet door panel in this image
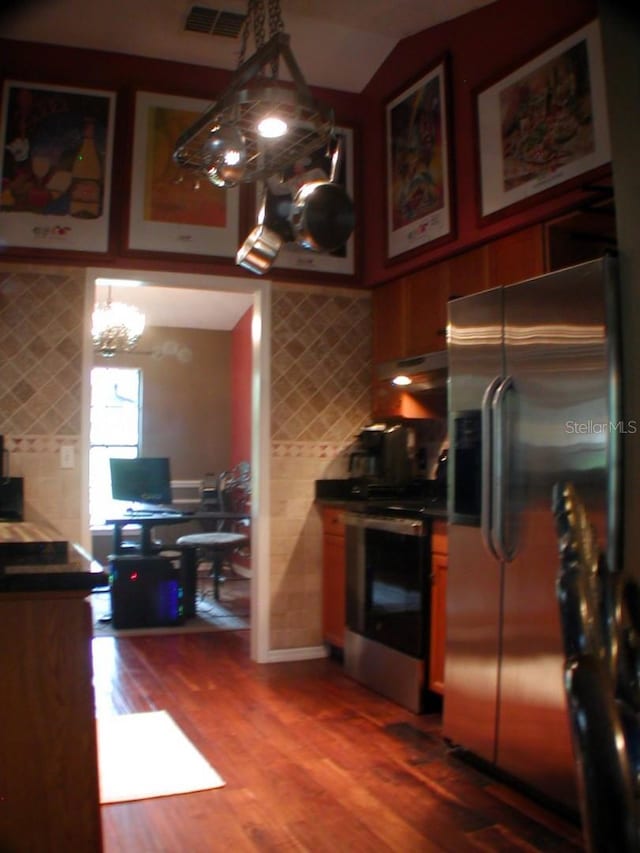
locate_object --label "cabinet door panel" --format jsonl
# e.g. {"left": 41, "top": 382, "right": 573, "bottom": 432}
{"left": 372, "top": 278, "right": 407, "bottom": 363}
{"left": 448, "top": 245, "right": 490, "bottom": 299}
{"left": 323, "top": 534, "right": 346, "bottom": 648}
{"left": 489, "top": 225, "right": 545, "bottom": 287}
{"left": 405, "top": 263, "right": 448, "bottom": 355}
{"left": 322, "top": 507, "right": 345, "bottom": 649}
{"left": 429, "top": 553, "right": 448, "bottom": 695}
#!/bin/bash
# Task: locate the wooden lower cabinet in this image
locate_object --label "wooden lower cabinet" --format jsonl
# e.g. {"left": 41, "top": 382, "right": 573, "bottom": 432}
{"left": 322, "top": 507, "right": 346, "bottom": 650}
{"left": 429, "top": 521, "right": 448, "bottom": 695}
{"left": 0, "top": 591, "right": 103, "bottom": 852}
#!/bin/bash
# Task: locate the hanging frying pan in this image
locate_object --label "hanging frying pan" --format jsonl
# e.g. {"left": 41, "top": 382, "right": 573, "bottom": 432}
{"left": 289, "top": 137, "right": 355, "bottom": 253}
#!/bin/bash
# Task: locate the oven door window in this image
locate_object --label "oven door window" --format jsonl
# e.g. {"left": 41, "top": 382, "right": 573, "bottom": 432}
{"left": 364, "top": 528, "right": 427, "bottom": 658}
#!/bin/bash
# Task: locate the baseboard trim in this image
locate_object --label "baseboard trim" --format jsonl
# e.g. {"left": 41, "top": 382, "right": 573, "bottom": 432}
{"left": 265, "top": 645, "right": 328, "bottom": 663}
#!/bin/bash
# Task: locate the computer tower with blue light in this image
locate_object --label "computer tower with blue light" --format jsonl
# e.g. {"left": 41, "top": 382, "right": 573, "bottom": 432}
{"left": 109, "top": 555, "right": 184, "bottom": 629}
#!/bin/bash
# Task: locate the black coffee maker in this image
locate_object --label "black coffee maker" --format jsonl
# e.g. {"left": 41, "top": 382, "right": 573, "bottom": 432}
{"left": 349, "top": 422, "right": 415, "bottom": 484}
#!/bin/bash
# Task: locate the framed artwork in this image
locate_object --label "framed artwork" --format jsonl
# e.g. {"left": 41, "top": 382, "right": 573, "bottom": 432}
{"left": 385, "top": 58, "right": 453, "bottom": 260}
{"left": 258, "top": 126, "right": 356, "bottom": 275}
{"left": 0, "top": 80, "right": 115, "bottom": 252}
{"left": 128, "top": 91, "right": 240, "bottom": 257}
{"left": 477, "top": 20, "right": 611, "bottom": 220}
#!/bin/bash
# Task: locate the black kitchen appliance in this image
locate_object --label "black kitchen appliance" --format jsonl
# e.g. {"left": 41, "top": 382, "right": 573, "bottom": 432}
{"left": 343, "top": 509, "right": 433, "bottom": 713}
{"left": 349, "top": 421, "right": 416, "bottom": 485}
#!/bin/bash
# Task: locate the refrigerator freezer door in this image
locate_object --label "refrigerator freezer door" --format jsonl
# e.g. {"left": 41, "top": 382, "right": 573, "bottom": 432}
{"left": 496, "top": 258, "right": 617, "bottom": 809}
{"left": 444, "top": 286, "right": 504, "bottom": 762}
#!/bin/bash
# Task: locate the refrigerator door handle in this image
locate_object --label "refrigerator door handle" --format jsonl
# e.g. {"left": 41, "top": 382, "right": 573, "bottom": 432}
{"left": 492, "top": 375, "right": 515, "bottom": 563}
{"left": 481, "top": 377, "right": 503, "bottom": 560}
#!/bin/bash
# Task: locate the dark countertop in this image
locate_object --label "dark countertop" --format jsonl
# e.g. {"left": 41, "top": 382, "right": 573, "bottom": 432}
{"left": 316, "top": 497, "right": 448, "bottom": 520}
{"left": 0, "top": 522, "right": 108, "bottom": 593}
{"left": 315, "top": 479, "right": 448, "bottom": 520}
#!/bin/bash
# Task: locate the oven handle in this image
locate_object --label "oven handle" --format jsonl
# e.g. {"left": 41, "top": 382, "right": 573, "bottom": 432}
{"left": 343, "top": 513, "right": 426, "bottom": 537}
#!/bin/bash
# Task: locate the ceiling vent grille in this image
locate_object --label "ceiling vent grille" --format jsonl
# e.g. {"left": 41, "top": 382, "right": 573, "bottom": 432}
{"left": 184, "top": 6, "right": 246, "bottom": 38}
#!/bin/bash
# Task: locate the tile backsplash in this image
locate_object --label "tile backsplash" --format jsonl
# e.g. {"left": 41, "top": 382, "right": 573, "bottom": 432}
{"left": 0, "top": 265, "right": 84, "bottom": 542}
{"left": 270, "top": 283, "right": 371, "bottom": 650}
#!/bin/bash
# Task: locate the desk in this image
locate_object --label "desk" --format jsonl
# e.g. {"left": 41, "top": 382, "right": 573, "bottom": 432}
{"left": 105, "top": 512, "right": 249, "bottom": 619}
{"left": 106, "top": 512, "right": 249, "bottom": 556}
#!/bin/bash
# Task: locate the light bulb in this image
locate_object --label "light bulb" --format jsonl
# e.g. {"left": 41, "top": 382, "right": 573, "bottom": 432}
{"left": 257, "top": 116, "right": 288, "bottom": 139}
{"left": 392, "top": 375, "right": 412, "bottom": 387}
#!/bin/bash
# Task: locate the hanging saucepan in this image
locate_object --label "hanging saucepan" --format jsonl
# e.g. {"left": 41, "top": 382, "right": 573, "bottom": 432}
{"left": 236, "top": 189, "right": 284, "bottom": 275}
{"left": 289, "top": 137, "right": 355, "bottom": 253}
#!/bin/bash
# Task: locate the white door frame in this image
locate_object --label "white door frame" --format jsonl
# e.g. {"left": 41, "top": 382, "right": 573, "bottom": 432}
{"left": 82, "top": 267, "right": 271, "bottom": 662}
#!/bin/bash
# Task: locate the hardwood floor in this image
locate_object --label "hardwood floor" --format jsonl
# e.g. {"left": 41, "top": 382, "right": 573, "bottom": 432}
{"left": 94, "top": 630, "right": 584, "bottom": 852}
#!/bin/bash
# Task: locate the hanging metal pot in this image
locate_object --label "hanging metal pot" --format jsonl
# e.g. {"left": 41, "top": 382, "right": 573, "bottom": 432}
{"left": 289, "top": 137, "right": 355, "bottom": 253}
{"left": 236, "top": 189, "right": 283, "bottom": 275}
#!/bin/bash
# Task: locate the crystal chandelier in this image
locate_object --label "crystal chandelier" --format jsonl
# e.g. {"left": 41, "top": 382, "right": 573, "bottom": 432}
{"left": 92, "top": 288, "right": 145, "bottom": 357}
{"left": 172, "top": 0, "right": 334, "bottom": 185}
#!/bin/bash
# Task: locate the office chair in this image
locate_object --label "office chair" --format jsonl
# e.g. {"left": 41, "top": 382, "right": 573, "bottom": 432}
{"left": 177, "top": 466, "right": 250, "bottom": 602}
{"left": 552, "top": 481, "right": 640, "bottom": 853}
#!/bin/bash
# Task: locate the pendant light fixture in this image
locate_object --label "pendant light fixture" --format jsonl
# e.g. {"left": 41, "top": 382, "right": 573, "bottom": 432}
{"left": 172, "top": 0, "right": 335, "bottom": 185}
{"left": 92, "top": 286, "right": 146, "bottom": 358}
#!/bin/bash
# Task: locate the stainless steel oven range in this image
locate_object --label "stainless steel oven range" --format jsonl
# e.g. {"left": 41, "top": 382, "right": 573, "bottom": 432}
{"left": 343, "top": 510, "right": 430, "bottom": 713}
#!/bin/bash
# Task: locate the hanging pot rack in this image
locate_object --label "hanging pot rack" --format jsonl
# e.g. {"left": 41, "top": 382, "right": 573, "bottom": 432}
{"left": 172, "top": 31, "right": 335, "bottom": 184}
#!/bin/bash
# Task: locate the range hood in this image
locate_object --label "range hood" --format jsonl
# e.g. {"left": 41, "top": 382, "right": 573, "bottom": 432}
{"left": 376, "top": 350, "right": 448, "bottom": 391}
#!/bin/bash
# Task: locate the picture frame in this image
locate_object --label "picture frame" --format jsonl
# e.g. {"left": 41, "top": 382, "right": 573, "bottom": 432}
{"left": 257, "top": 125, "right": 356, "bottom": 276}
{"left": 0, "top": 80, "right": 115, "bottom": 253}
{"left": 476, "top": 20, "right": 611, "bottom": 221}
{"left": 385, "top": 57, "right": 453, "bottom": 261}
{"left": 128, "top": 91, "right": 240, "bottom": 257}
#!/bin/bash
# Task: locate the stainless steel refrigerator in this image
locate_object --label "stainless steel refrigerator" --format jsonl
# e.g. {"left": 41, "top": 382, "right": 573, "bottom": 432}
{"left": 443, "top": 255, "right": 621, "bottom": 810}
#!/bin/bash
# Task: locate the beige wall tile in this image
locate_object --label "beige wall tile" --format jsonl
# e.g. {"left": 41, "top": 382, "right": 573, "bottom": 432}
{"left": 269, "top": 283, "right": 371, "bottom": 652}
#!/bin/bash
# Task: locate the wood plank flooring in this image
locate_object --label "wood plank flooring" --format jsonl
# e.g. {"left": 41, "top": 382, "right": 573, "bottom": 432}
{"left": 94, "top": 630, "right": 584, "bottom": 852}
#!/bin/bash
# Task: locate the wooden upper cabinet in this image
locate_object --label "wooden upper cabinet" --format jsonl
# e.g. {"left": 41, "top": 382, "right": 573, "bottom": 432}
{"left": 405, "top": 262, "right": 448, "bottom": 356}
{"left": 372, "top": 263, "right": 448, "bottom": 364}
{"left": 372, "top": 277, "right": 406, "bottom": 364}
{"left": 447, "top": 245, "right": 490, "bottom": 299}
{"left": 371, "top": 225, "right": 547, "bottom": 367}
{"left": 488, "top": 224, "right": 546, "bottom": 287}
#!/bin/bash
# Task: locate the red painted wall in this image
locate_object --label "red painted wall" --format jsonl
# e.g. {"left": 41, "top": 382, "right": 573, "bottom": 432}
{"left": 231, "top": 307, "right": 253, "bottom": 467}
{"left": 362, "top": 0, "right": 600, "bottom": 286}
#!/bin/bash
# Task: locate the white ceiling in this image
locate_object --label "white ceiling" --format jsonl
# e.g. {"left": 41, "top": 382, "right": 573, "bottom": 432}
{"left": 94, "top": 277, "right": 254, "bottom": 330}
{"left": 2, "top": 0, "right": 495, "bottom": 92}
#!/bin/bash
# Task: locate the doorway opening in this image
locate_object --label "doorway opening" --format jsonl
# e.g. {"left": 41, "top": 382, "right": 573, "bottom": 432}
{"left": 83, "top": 267, "right": 271, "bottom": 661}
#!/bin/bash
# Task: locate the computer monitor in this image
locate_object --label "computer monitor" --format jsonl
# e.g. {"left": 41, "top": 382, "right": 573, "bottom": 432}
{"left": 109, "top": 457, "right": 172, "bottom": 506}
